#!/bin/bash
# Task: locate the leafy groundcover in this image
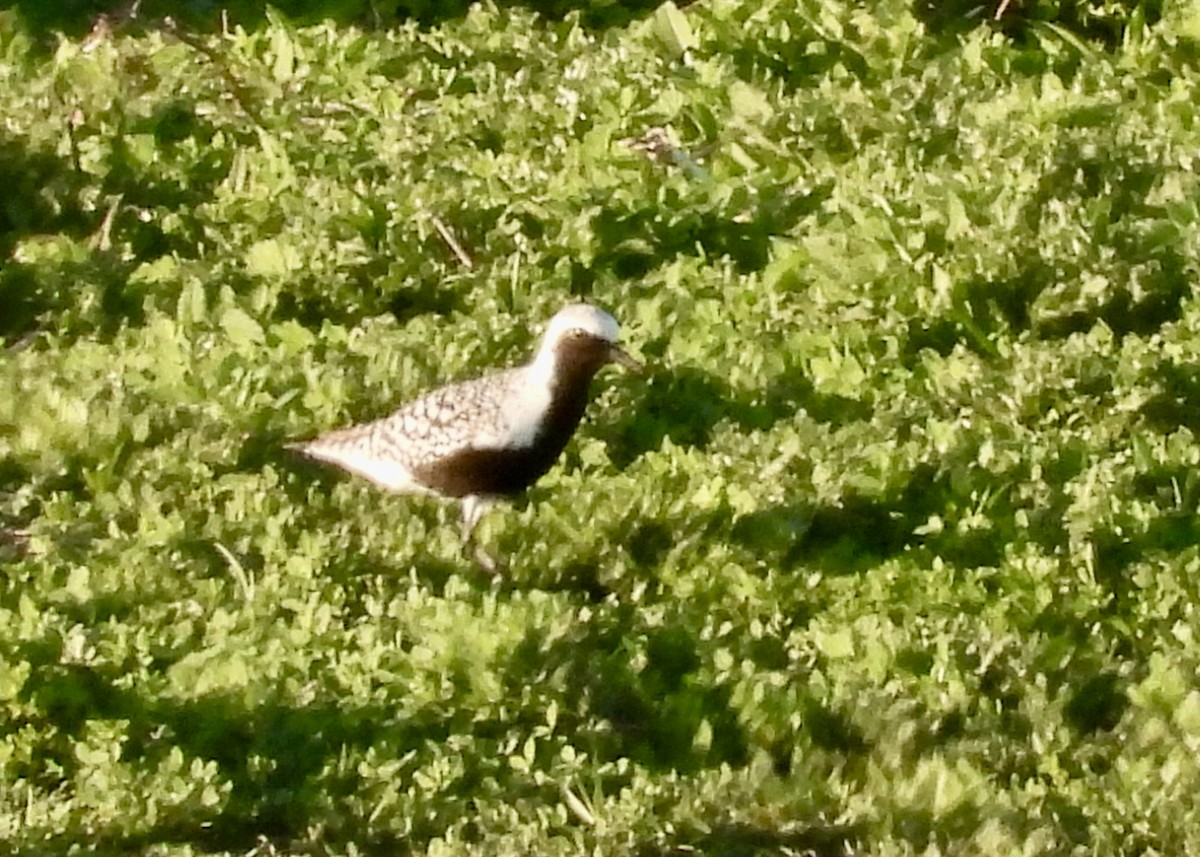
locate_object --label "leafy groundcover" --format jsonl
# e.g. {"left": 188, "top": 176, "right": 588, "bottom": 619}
{"left": 3, "top": 0, "right": 1200, "bottom": 854}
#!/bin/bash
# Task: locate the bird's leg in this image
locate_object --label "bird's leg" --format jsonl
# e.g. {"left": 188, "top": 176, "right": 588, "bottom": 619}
{"left": 460, "top": 496, "right": 502, "bottom": 574}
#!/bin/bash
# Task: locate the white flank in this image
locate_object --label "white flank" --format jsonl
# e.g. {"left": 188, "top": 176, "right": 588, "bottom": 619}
{"left": 469, "top": 368, "right": 552, "bottom": 450}
{"left": 297, "top": 440, "right": 430, "bottom": 495}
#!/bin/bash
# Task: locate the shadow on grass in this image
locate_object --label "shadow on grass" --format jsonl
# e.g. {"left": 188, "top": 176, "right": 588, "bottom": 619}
{"left": 634, "top": 820, "right": 864, "bottom": 857}
{"left": 0, "top": 131, "right": 94, "bottom": 343}
{"left": 726, "top": 460, "right": 1020, "bottom": 577}
{"left": 913, "top": 0, "right": 1162, "bottom": 52}
{"left": 9, "top": 600, "right": 830, "bottom": 854}
{"left": 1141, "top": 359, "right": 1200, "bottom": 435}
{"left": 504, "top": 603, "right": 751, "bottom": 774}
{"left": 598, "top": 362, "right": 873, "bottom": 470}
{"left": 0, "top": 113, "right": 228, "bottom": 344}
{"left": 12, "top": 641, "right": 489, "bottom": 855}
{"left": 902, "top": 143, "right": 1189, "bottom": 360}
{"left": 585, "top": 180, "right": 831, "bottom": 284}
{"left": 12, "top": 0, "right": 671, "bottom": 46}
{"left": 0, "top": 134, "right": 92, "bottom": 260}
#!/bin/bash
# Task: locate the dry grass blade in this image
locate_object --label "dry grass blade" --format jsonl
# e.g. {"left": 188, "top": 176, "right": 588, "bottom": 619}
{"left": 429, "top": 213, "right": 474, "bottom": 268}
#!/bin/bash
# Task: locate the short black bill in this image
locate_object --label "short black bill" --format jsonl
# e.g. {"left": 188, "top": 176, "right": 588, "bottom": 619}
{"left": 608, "top": 344, "right": 644, "bottom": 374}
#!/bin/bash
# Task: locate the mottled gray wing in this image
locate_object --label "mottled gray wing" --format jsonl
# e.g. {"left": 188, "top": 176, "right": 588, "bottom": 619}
{"left": 290, "top": 368, "right": 525, "bottom": 494}
{"left": 374, "top": 368, "right": 522, "bottom": 468}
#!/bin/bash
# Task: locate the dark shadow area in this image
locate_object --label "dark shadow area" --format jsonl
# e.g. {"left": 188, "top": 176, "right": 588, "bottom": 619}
{"left": 270, "top": 248, "right": 476, "bottom": 335}
{"left": 0, "top": 466, "right": 105, "bottom": 585}
{"left": 8, "top": 617, "right": 505, "bottom": 855}
{"left": 1035, "top": 262, "right": 1190, "bottom": 342}
{"left": 385, "top": 269, "right": 470, "bottom": 326}
{"left": 794, "top": 495, "right": 913, "bottom": 574}
{"left": 588, "top": 415, "right": 1045, "bottom": 587}
{"left": 531, "top": 517, "right": 679, "bottom": 602}
{"left": 0, "top": 133, "right": 92, "bottom": 261}
{"left": 800, "top": 695, "right": 869, "bottom": 755}
{"left": 903, "top": 261, "right": 1053, "bottom": 360}
{"left": 6, "top": 634, "right": 138, "bottom": 799}
{"left": 598, "top": 362, "right": 872, "bottom": 471}
{"left": 729, "top": 502, "right": 814, "bottom": 569}
{"left": 0, "top": 131, "right": 95, "bottom": 343}
{"left": 1026, "top": 149, "right": 1188, "bottom": 340}
{"left": 623, "top": 519, "right": 675, "bottom": 570}
{"left": 585, "top": 181, "right": 831, "bottom": 287}
{"left": 1140, "top": 360, "right": 1200, "bottom": 435}
{"left": 905, "top": 247, "right": 1188, "bottom": 363}
{"left": 1138, "top": 505, "right": 1200, "bottom": 557}
{"left": 729, "top": 460, "right": 1019, "bottom": 576}
{"left": 0, "top": 456, "right": 31, "bottom": 498}
{"left": 910, "top": 0, "right": 993, "bottom": 43}
{"left": 1088, "top": 528, "right": 1141, "bottom": 610}
{"left": 9, "top": 646, "right": 863, "bottom": 857}
{"left": 761, "top": 363, "right": 875, "bottom": 426}
{"left": 139, "top": 695, "right": 384, "bottom": 847}
{"left": 1064, "top": 670, "right": 1128, "bottom": 735}
{"left": 1, "top": 253, "right": 147, "bottom": 343}
{"left": 0, "top": 523, "right": 31, "bottom": 565}
{"left": 9, "top": 0, "right": 670, "bottom": 47}
{"left": 913, "top": 0, "right": 1163, "bottom": 52}
{"left": 504, "top": 605, "right": 750, "bottom": 774}
{"left": 190, "top": 448, "right": 469, "bottom": 595}
{"left": 894, "top": 646, "right": 1132, "bottom": 837}
{"left": 721, "top": 10, "right": 871, "bottom": 96}
{"left": 598, "top": 365, "right": 772, "bottom": 468}
{"left": 1080, "top": 507, "right": 1200, "bottom": 621}
{"left": 905, "top": 145, "right": 1188, "bottom": 359}
{"left": 634, "top": 820, "right": 864, "bottom": 857}
{"left": 273, "top": 196, "right": 502, "bottom": 332}
{"left": 0, "top": 461, "right": 36, "bottom": 567}
{"left": 0, "top": 106, "right": 229, "bottom": 343}
{"left": 892, "top": 803, "right": 986, "bottom": 854}
{"left": 537, "top": 554, "right": 615, "bottom": 603}
{"left": 795, "top": 491, "right": 928, "bottom": 575}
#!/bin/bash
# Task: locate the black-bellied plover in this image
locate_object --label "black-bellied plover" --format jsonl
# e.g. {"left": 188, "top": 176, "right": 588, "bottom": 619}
{"left": 288, "top": 304, "right": 642, "bottom": 571}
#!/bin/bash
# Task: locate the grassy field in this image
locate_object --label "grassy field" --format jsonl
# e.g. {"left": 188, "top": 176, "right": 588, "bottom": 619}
{"left": 3, "top": 1, "right": 1200, "bottom": 854}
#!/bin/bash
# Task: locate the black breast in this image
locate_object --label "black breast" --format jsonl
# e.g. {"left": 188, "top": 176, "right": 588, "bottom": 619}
{"left": 413, "top": 335, "right": 615, "bottom": 498}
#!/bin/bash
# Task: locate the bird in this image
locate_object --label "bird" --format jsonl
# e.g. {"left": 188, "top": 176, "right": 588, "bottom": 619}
{"left": 288, "top": 304, "right": 643, "bottom": 572}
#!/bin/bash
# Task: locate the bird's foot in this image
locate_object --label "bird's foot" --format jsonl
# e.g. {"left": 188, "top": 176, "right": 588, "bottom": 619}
{"left": 465, "top": 542, "right": 506, "bottom": 576}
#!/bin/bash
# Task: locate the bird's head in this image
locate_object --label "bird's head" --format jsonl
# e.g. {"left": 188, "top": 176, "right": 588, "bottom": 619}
{"left": 539, "top": 304, "right": 643, "bottom": 378}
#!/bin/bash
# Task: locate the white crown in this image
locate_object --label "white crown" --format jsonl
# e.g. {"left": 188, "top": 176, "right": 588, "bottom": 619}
{"left": 542, "top": 304, "right": 621, "bottom": 346}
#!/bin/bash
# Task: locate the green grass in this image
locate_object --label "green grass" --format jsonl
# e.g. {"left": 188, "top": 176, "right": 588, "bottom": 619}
{"left": 3, "top": 1, "right": 1200, "bottom": 854}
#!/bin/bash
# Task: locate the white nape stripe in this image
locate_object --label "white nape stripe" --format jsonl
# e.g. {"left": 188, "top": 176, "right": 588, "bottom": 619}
{"left": 526, "top": 303, "right": 621, "bottom": 393}
{"left": 466, "top": 366, "right": 553, "bottom": 450}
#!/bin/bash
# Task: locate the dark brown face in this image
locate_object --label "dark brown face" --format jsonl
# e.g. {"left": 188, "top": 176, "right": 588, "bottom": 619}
{"left": 555, "top": 329, "right": 643, "bottom": 377}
